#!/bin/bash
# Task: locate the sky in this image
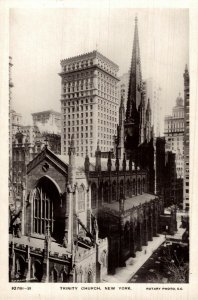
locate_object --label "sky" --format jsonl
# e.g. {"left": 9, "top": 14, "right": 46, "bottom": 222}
{"left": 10, "top": 8, "right": 189, "bottom": 130}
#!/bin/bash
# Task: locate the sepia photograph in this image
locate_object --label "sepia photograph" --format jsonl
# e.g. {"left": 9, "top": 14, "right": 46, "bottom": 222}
{"left": 8, "top": 7, "right": 190, "bottom": 286}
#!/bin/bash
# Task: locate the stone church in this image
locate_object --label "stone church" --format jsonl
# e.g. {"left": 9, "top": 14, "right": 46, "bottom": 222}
{"left": 9, "top": 17, "right": 177, "bottom": 283}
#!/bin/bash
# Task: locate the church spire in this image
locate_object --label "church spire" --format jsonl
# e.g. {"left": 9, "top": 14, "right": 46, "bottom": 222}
{"left": 126, "top": 16, "right": 142, "bottom": 122}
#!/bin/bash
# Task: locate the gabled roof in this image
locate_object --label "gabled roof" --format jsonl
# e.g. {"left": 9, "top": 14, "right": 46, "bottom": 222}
{"left": 27, "top": 146, "right": 67, "bottom": 175}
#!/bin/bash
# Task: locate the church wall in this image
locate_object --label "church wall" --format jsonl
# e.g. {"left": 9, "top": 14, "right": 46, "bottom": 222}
{"left": 75, "top": 247, "right": 97, "bottom": 283}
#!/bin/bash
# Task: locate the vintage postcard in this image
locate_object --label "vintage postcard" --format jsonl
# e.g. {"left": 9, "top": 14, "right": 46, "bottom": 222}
{"left": 0, "top": 0, "right": 197, "bottom": 299}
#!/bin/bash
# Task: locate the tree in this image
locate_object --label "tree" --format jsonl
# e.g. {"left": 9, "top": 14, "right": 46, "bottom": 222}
{"left": 148, "top": 243, "right": 189, "bottom": 283}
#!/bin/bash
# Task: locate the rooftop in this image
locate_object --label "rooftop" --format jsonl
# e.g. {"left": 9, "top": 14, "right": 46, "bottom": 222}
{"left": 60, "top": 50, "right": 119, "bottom": 70}
{"left": 57, "top": 154, "right": 140, "bottom": 173}
{"left": 32, "top": 110, "right": 61, "bottom": 116}
{"left": 103, "top": 193, "right": 157, "bottom": 211}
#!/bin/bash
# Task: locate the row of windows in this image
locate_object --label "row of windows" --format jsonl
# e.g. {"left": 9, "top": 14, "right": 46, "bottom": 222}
{"left": 98, "top": 99, "right": 117, "bottom": 109}
{"left": 64, "top": 112, "right": 93, "bottom": 122}
{"left": 98, "top": 77, "right": 116, "bottom": 87}
{"left": 64, "top": 131, "right": 93, "bottom": 139}
{"left": 63, "top": 78, "right": 93, "bottom": 87}
{"left": 98, "top": 84, "right": 116, "bottom": 94}
{"left": 63, "top": 139, "right": 93, "bottom": 146}
{"left": 97, "top": 71, "right": 117, "bottom": 81}
{"left": 167, "top": 124, "right": 184, "bottom": 130}
{"left": 63, "top": 133, "right": 93, "bottom": 140}
{"left": 97, "top": 90, "right": 118, "bottom": 101}
{"left": 97, "top": 139, "right": 113, "bottom": 145}
{"left": 97, "top": 59, "right": 117, "bottom": 76}
{"left": 65, "top": 121, "right": 93, "bottom": 128}
{"left": 98, "top": 127, "right": 116, "bottom": 134}
{"left": 63, "top": 69, "right": 94, "bottom": 78}
{"left": 63, "top": 106, "right": 93, "bottom": 113}
{"left": 64, "top": 123, "right": 93, "bottom": 130}
{"left": 98, "top": 115, "right": 117, "bottom": 122}
{"left": 98, "top": 110, "right": 117, "bottom": 116}
{"left": 63, "top": 98, "right": 93, "bottom": 106}
{"left": 98, "top": 120, "right": 117, "bottom": 127}
{"left": 63, "top": 114, "right": 93, "bottom": 122}
{"left": 63, "top": 90, "right": 93, "bottom": 99}
{"left": 62, "top": 98, "right": 118, "bottom": 111}
{"left": 63, "top": 85, "right": 93, "bottom": 93}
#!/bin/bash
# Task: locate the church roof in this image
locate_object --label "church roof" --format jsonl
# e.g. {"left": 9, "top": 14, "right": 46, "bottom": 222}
{"left": 103, "top": 193, "right": 157, "bottom": 211}
{"left": 57, "top": 154, "right": 139, "bottom": 172}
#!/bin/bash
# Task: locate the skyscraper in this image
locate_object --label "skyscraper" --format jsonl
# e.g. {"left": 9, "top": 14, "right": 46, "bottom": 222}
{"left": 59, "top": 51, "right": 119, "bottom": 157}
{"left": 164, "top": 93, "right": 184, "bottom": 179}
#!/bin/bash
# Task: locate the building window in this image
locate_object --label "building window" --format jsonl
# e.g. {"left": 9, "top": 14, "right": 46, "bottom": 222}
{"left": 91, "top": 183, "right": 97, "bottom": 209}
{"left": 78, "top": 185, "right": 85, "bottom": 211}
{"left": 33, "top": 182, "right": 54, "bottom": 234}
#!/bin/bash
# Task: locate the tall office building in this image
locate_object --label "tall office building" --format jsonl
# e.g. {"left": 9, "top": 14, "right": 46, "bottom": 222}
{"left": 183, "top": 65, "right": 189, "bottom": 210}
{"left": 59, "top": 51, "right": 119, "bottom": 157}
{"left": 32, "top": 110, "right": 61, "bottom": 134}
{"left": 164, "top": 93, "right": 184, "bottom": 179}
{"left": 117, "top": 71, "right": 130, "bottom": 109}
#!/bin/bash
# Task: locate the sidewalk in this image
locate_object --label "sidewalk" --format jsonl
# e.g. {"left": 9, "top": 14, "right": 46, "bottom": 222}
{"left": 166, "top": 211, "right": 186, "bottom": 241}
{"left": 102, "top": 234, "right": 165, "bottom": 283}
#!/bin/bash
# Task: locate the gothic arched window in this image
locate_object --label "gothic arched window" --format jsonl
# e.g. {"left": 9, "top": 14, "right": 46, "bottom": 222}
{"left": 33, "top": 186, "right": 54, "bottom": 235}
{"left": 91, "top": 183, "right": 97, "bottom": 209}
{"left": 78, "top": 185, "right": 85, "bottom": 212}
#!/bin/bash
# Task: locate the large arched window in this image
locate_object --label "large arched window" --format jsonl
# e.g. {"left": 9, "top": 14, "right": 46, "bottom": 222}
{"left": 33, "top": 186, "right": 54, "bottom": 235}
{"left": 91, "top": 183, "right": 97, "bottom": 209}
{"left": 112, "top": 181, "right": 117, "bottom": 202}
{"left": 32, "top": 176, "right": 64, "bottom": 241}
{"left": 78, "top": 185, "right": 85, "bottom": 212}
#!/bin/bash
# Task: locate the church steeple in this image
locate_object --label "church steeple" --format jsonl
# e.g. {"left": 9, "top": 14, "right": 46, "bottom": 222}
{"left": 126, "top": 16, "right": 142, "bottom": 122}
